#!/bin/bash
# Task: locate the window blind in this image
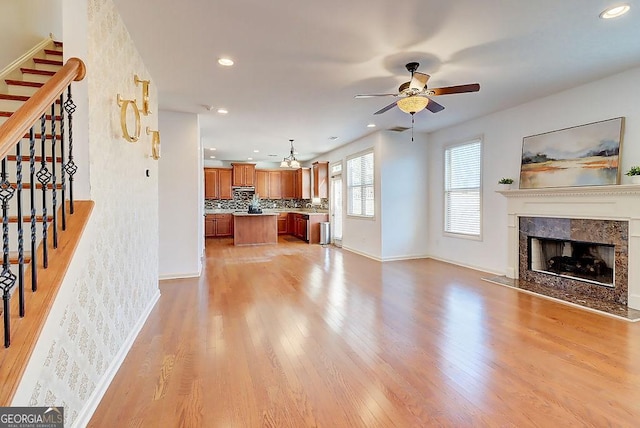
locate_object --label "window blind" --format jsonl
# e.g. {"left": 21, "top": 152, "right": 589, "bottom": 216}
{"left": 445, "top": 140, "right": 481, "bottom": 236}
{"left": 347, "top": 151, "right": 374, "bottom": 217}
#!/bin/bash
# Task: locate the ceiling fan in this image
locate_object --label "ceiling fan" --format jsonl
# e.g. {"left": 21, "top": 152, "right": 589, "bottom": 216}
{"left": 355, "top": 62, "right": 480, "bottom": 115}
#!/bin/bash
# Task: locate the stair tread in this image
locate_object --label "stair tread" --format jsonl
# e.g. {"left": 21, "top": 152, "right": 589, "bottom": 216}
{"left": 8, "top": 216, "right": 53, "bottom": 223}
{"left": 44, "top": 49, "right": 63, "bottom": 56}
{"left": 20, "top": 68, "right": 56, "bottom": 76}
{"left": 53, "top": 41, "right": 63, "bottom": 48}
{"left": 22, "top": 133, "right": 63, "bottom": 140}
{"left": 9, "top": 252, "right": 33, "bottom": 264}
{"left": 32, "top": 58, "right": 63, "bottom": 66}
{"left": 10, "top": 183, "right": 64, "bottom": 190}
{"left": 6, "top": 155, "right": 63, "bottom": 163}
{"left": 5, "top": 80, "right": 44, "bottom": 88}
{"left": 1, "top": 111, "right": 62, "bottom": 120}
{"left": 0, "top": 94, "right": 61, "bottom": 103}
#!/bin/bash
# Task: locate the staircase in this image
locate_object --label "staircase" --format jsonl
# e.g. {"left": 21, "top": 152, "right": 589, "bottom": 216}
{"left": 0, "top": 38, "right": 88, "bottom": 404}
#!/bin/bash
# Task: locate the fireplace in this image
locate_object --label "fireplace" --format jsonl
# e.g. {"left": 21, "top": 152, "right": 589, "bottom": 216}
{"left": 499, "top": 184, "right": 640, "bottom": 310}
{"left": 529, "top": 237, "right": 615, "bottom": 287}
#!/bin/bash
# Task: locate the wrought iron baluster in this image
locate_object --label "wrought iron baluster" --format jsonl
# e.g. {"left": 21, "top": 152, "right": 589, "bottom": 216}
{"left": 29, "top": 128, "right": 37, "bottom": 291}
{"left": 50, "top": 103, "right": 58, "bottom": 249}
{"left": 59, "top": 93, "right": 66, "bottom": 231}
{"left": 37, "top": 113, "right": 51, "bottom": 269}
{"left": 0, "top": 158, "right": 16, "bottom": 347}
{"left": 63, "top": 85, "right": 77, "bottom": 215}
{"left": 16, "top": 138, "right": 25, "bottom": 317}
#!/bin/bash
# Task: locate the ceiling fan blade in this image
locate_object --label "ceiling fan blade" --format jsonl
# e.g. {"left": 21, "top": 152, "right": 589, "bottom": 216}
{"left": 409, "top": 72, "right": 429, "bottom": 91}
{"left": 426, "top": 98, "right": 445, "bottom": 113}
{"left": 428, "top": 83, "right": 480, "bottom": 96}
{"left": 354, "top": 93, "right": 399, "bottom": 98}
{"left": 374, "top": 101, "right": 398, "bottom": 115}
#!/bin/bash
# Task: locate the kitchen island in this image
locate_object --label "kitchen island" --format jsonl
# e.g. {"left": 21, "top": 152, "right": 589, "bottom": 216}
{"left": 233, "top": 212, "right": 278, "bottom": 246}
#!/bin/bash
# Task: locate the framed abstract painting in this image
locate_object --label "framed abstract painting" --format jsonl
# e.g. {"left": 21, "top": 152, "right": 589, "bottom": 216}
{"left": 519, "top": 117, "right": 624, "bottom": 189}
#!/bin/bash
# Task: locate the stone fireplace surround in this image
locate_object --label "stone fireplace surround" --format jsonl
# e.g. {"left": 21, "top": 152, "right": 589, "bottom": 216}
{"left": 500, "top": 185, "right": 640, "bottom": 311}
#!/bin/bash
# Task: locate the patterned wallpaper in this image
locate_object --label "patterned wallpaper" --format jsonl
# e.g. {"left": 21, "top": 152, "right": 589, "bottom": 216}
{"left": 12, "top": 0, "right": 160, "bottom": 426}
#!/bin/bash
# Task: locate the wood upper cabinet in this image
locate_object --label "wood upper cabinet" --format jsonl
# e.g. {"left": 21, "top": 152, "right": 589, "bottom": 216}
{"left": 218, "top": 168, "right": 233, "bottom": 199}
{"left": 256, "top": 170, "right": 269, "bottom": 198}
{"left": 231, "top": 163, "right": 256, "bottom": 187}
{"left": 255, "top": 170, "right": 283, "bottom": 199}
{"left": 204, "top": 168, "right": 232, "bottom": 200}
{"left": 312, "top": 161, "right": 329, "bottom": 199}
{"left": 281, "top": 170, "right": 295, "bottom": 199}
{"left": 204, "top": 168, "right": 218, "bottom": 199}
{"left": 295, "top": 168, "right": 311, "bottom": 199}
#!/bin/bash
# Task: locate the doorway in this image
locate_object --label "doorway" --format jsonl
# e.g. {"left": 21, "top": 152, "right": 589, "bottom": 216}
{"left": 330, "top": 162, "right": 343, "bottom": 247}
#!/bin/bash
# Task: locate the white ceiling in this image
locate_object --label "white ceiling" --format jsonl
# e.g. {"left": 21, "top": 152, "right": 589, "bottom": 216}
{"left": 112, "top": 0, "right": 640, "bottom": 164}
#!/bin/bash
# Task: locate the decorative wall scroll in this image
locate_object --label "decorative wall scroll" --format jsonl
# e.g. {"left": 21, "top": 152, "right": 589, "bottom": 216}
{"left": 117, "top": 75, "right": 159, "bottom": 159}
{"left": 134, "top": 74, "right": 151, "bottom": 115}
{"left": 116, "top": 93, "right": 140, "bottom": 142}
{"left": 146, "top": 127, "right": 161, "bottom": 160}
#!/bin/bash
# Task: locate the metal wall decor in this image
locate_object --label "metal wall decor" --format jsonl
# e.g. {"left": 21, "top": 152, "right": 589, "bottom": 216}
{"left": 117, "top": 74, "right": 158, "bottom": 159}
{"left": 146, "top": 127, "right": 161, "bottom": 160}
{"left": 116, "top": 93, "right": 141, "bottom": 142}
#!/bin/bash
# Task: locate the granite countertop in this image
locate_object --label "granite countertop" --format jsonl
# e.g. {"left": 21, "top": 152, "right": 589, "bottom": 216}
{"left": 232, "top": 212, "right": 279, "bottom": 217}
{"left": 205, "top": 208, "right": 329, "bottom": 215}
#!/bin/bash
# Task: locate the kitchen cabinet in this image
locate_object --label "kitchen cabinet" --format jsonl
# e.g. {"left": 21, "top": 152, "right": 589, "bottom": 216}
{"left": 256, "top": 170, "right": 282, "bottom": 199}
{"left": 204, "top": 168, "right": 232, "bottom": 200}
{"left": 289, "top": 213, "right": 308, "bottom": 241}
{"left": 205, "top": 214, "right": 234, "bottom": 237}
{"left": 281, "top": 170, "right": 295, "bottom": 199}
{"left": 312, "top": 161, "right": 329, "bottom": 199}
{"left": 294, "top": 168, "right": 311, "bottom": 199}
{"left": 277, "top": 212, "right": 288, "bottom": 234}
{"left": 231, "top": 163, "right": 256, "bottom": 187}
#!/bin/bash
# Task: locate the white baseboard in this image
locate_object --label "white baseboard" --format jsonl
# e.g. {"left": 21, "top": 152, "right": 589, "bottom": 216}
{"left": 72, "top": 289, "right": 161, "bottom": 428}
{"left": 341, "top": 245, "right": 382, "bottom": 261}
{"left": 159, "top": 271, "right": 201, "bottom": 280}
{"left": 381, "top": 253, "right": 430, "bottom": 262}
{"left": 426, "top": 255, "right": 503, "bottom": 276}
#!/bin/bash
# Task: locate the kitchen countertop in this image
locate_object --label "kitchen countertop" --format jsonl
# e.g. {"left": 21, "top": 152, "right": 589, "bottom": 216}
{"left": 206, "top": 209, "right": 329, "bottom": 216}
{"left": 232, "top": 212, "right": 279, "bottom": 217}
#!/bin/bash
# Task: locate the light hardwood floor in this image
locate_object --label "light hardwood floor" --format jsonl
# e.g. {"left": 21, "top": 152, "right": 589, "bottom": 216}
{"left": 89, "top": 236, "right": 640, "bottom": 427}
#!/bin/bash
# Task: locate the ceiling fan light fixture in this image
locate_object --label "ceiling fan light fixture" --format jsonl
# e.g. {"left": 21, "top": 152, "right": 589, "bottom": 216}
{"left": 397, "top": 96, "right": 429, "bottom": 114}
{"left": 600, "top": 4, "right": 630, "bottom": 19}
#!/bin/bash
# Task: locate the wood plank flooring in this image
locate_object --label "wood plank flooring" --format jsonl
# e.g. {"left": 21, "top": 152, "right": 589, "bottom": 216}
{"left": 89, "top": 236, "right": 640, "bottom": 427}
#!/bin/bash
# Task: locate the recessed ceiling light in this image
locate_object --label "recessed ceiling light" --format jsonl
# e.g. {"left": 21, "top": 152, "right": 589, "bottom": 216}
{"left": 209, "top": 148, "right": 216, "bottom": 151}
{"left": 600, "top": 4, "right": 630, "bottom": 19}
{"left": 218, "top": 57, "right": 234, "bottom": 66}
{"left": 367, "top": 123, "right": 376, "bottom": 128}
{"left": 210, "top": 156, "right": 216, "bottom": 159}
{"left": 253, "top": 149, "right": 260, "bottom": 153}
{"left": 217, "top": 108, "right": 228, "bottom": 114}
{"left": 247, "top": 157, "right": 253, "bottom": 160}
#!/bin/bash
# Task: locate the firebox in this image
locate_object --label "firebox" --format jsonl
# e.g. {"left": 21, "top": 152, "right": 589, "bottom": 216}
{"left": 528, "top": 237, "right": 614, "bottom": 287}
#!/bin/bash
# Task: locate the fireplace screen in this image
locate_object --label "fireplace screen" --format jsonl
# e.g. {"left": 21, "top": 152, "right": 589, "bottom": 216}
{"left": 529, "top": 237, "right": 614, "bottom": 287}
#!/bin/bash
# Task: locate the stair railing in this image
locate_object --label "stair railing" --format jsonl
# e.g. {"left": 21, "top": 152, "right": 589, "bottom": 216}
{"left": 0, "top": 57, "right": 85, "bottom": 347}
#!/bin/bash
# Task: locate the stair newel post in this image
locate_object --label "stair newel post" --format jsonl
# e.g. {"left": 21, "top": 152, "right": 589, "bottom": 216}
{"left": 0, "top": 158, "right": 17, "bottom": 347}
{"left": 37, "top": 114, "right": 51, "bottom": 269}
{"left": 50, "top": 103, "right": 58, "bottom": 249}
{"left": 16, "top": 137, "right": 25, "bottom": 317}
{"left": 29, "top": 128, "right": 37, "bottom": 291}
{"left": 63, "top": 85, "right": 77, "bottom": 215}
{"left": 59, "top": 93, "right": 66, "bottom": 231}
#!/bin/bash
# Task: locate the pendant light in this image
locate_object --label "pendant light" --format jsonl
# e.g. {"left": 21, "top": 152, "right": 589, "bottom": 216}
{"left": 280, "top": 139, "right": 300, "bottom": 168}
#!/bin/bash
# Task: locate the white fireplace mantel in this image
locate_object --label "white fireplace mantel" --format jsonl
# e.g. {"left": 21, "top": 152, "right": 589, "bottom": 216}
{"left": 499, "top": 184, "right": 640, "bottom": 309}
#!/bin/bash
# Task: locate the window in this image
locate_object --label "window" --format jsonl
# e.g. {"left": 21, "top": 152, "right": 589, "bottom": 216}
{"left": 444, "top": 139, "right": 482, "bottom": 237}
{"left": 347, "top": 151, "right": 374, "bottom": 217}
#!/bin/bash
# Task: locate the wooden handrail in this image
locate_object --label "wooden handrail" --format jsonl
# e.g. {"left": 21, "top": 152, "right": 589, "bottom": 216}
{"left": 0, "top": 57, "right": 85, "bottom": 161}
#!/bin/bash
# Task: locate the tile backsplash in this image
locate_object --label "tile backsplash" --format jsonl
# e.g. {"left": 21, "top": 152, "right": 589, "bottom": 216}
{"left": 205, "top": 189, "right": 328, "bottom": 210}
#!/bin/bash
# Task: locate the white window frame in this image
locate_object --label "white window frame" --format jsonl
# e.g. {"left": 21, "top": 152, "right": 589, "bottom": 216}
{"left": 443, "top": 137, "right": 483, "bottom": 240}
{"left": 346, "top": 149, "right": 375, "bottom": 219}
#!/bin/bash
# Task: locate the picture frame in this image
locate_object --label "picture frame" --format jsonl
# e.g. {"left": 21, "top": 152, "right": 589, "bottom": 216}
{"left": 519, "top": 117, "right": 624, "bottom": 189}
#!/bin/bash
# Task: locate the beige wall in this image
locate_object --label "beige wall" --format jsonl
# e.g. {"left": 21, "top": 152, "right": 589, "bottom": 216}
{"left": 12, "top": 0, "right": 160, "bottom": 426}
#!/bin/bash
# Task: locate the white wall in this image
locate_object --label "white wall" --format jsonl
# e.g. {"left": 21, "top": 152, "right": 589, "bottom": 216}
{"left": 379, "top": 131, "right": 429, "bottom": 260}
{"left": 0, "top": 0, "right": 62, "bottom": 67}
{"left": 311, "top": 130, "right": 430, "bottom": 261}
{"left": 427, "top": 66, "right": 640, "bottom": 275}
{"left": 159, "top": 110, "right": 203, "bottom": 279}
